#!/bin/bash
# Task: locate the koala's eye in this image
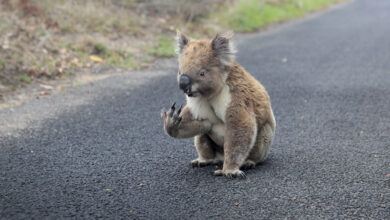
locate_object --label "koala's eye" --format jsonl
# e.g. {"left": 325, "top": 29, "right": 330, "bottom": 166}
{"left": 199, "top": 70, "right": 206, "bottom": 77}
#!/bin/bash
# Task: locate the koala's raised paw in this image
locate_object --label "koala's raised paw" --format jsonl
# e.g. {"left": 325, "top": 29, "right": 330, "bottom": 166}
{"left": 161, "top": 103, "right": 182, "bottom": 136}
{"left": 213, "top": 169, "right": 246, "bottom": 179}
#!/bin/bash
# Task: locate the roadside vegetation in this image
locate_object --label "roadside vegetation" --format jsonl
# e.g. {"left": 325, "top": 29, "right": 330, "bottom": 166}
{"left": 0, "top": 0, "right": 343, "bottom": 102}
{"left": 217, "top": 0, "right": 341, "bottom": 32}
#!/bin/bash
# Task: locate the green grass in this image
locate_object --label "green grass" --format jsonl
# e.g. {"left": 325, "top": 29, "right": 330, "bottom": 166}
{"left": 91, "top": 43, "right": 138, "bottom": 68}
{"left": 40, "top": 29, "right": 47, "bottom": 36}
{"left": 72, "top": 81, "right": 83, "bottom": 87}
{"left": 18, "top": 74, "right": 32, "bottom": 83}
{"left": 219, "top": 0, "right": 339, "bottom": 32}
{"left": 147, "top": 36, "right": 175, "bottom": 57}
{"left": 0, "top": 23, "right": 10, "bottom": 31}
{"left": 105, "top": 51, "right": 139, "bottom": 68}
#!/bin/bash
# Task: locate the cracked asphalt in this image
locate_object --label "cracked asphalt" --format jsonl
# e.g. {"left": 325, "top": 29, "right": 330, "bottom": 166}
{"left": 1, "top": 0, "right": 389, "bottom": 219}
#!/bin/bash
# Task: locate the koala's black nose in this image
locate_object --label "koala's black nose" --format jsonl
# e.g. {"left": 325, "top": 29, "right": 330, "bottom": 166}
{"left": 179, "top": 74, "right": 191, "bottom": 91}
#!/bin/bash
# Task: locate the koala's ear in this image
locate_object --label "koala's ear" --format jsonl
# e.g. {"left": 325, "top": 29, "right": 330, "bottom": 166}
{"left": 175, "top": 30, "right": 189, "bottom": 55}
{"left": 211, "top": 31, "right": 236, "bottom": 66}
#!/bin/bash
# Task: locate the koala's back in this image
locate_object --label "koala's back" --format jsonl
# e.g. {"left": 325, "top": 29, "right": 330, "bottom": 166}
{"left": 226, "top": 63, "right": 275, "bottom": 130}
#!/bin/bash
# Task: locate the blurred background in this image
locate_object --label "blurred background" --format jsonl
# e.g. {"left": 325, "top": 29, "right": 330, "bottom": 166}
{"left": 0, "top": 0, "right": 341, "bottom": 101}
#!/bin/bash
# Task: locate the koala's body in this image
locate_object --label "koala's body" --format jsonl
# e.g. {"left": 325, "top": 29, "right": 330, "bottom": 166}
{"left": 161, "top": 32, "right": 275, "bottom": 178}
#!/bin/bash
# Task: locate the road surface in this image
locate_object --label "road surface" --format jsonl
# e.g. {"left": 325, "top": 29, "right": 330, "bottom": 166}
{"left": 1, "top": 0, "right": 389, "bottom": 219}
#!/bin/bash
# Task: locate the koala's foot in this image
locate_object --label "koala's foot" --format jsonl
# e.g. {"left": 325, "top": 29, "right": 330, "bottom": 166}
{"left": 191, "top": 158, "right": 221, "bottom": 168}
{"left": 213, "top": 169, "right": 246, "bottom": 179}
{"left": 161, "top": 103, "right": 182, "bottom": 137}
{"left": 240, "top": 159, "right": 256, "bottom": 170}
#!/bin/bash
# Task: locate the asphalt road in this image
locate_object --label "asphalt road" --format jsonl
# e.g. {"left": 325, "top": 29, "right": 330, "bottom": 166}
{"left": 1, "top": 0, "right": 389, "bottom": 219}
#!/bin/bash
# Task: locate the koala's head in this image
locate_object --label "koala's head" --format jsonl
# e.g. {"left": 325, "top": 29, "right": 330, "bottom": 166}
{"left": 175, "top": 31, "right": 236, "bottom": 99}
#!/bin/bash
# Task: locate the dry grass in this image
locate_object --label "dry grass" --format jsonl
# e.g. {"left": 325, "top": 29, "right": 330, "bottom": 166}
{"left": 0, "top": 0, "right": 175, "bottom": 98}
{"left": 0, "top": 0, "right": 343, "bottom": 101}
{"left": 136, "top": 0, "right": 220, "bottom": 22}
{"left": 39, "top": 0, "right": 142, "bottom": 35}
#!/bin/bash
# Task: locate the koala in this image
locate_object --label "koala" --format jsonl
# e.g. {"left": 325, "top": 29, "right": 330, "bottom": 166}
{"left": 161, "top": 31, "right": 275, "bottom": 178}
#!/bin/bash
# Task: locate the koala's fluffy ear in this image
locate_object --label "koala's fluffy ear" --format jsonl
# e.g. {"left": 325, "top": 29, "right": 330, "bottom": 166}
{"left": 211, "top": 31, "right": 236, "bottom": 66}
{"left": 175, "top": 30, "right": 189, "bottom": 55}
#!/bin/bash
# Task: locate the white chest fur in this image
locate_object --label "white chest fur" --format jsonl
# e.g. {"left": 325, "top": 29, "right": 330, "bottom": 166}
{"left": 209, "top": 85, "right": 231, "bottom": 123}
{"left": 186, "top": 85, "right": 231, "bottom": 146}
{"left": 186, "top": 85, "right": 231, "bottom": 123}
{"left": 187, "top": 96, "right": 218, "bottom": 122}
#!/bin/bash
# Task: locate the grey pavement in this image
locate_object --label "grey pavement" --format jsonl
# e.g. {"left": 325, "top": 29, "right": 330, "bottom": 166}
{"left": 1, "top": 0, "right": 389, "bottom": 219}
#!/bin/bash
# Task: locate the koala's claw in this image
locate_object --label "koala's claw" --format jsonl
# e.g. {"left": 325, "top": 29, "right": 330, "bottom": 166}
{"left": 241, "top": 160, "right": 256, "bottom": 170}
{"left": 166, "top": 102, "right": 182, "bottom": 119}
{"left": 191, "top": 159, "right": 212, "bottom": 168}
{"left": 213, "top": 169, "right": 246, "bottom": 179}
{"left": 177, "top": 105, "right": 183, "bottom": 115}
{"left": 170, "top": 102, "right": 177, "bottom": 115}
{"left": 167, "top": 103, "right": 175, "bottom": 117}
{"left": 192, "top": 161, "right": 205, "bottom": 168}
{"left": 213, "top": 169, "right": 224, "bottom": 176}
{"left": 238, "top": 171, "right": 247, "bottom": 179}
{"left": 173, "top": 105, "right": 182, "bottom": 121}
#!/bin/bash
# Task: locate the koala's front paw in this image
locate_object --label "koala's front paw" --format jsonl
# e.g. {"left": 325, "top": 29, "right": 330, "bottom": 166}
{"left": 214, "top": 169, "right": 246, "bottom": 179}
{"left": 161, "top": 102, "right": 182, "bottom": 137}
{"left": 240, "top": 159, "right": 256, "bottom": 170}
{"left": 191, "top": 158, "right": 216, "bottom": 168}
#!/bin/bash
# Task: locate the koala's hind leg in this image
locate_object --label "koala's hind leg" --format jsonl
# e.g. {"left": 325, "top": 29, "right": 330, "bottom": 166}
{"left": 214, "top": 113, "right": 257, "bottom": 178}
{"left": 192, "top": 134, "right": 223, "bottom": 167}
{"left": 247, "top": 123, "right": 274, "bottom": 165}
